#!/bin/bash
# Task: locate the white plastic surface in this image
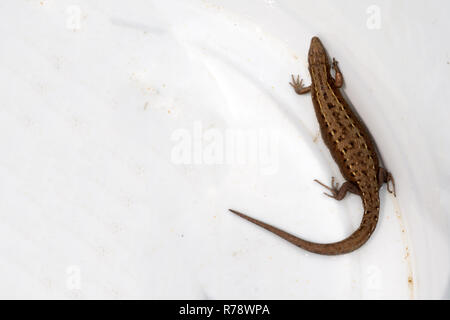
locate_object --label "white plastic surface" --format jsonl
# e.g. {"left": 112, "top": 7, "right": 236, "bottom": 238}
{"left": 0, "top": 0, "right": 449, "bottom": 299}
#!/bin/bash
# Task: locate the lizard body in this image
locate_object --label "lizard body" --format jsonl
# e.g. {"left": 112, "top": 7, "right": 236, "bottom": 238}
{"left": 229, "top": 37, "right": 395, "bottom": 255}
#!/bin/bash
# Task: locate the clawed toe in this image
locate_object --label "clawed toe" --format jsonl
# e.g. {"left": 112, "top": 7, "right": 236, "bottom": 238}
{"left": 387, "top": 175, "right": 396, "bottom": 197}
{"left": 289, "top": 74, "right": 303, "bottom": 88}
{"left": 314, "top": 177, "right": 339, "bottom": 199}
{"left": 289, "top": 74, "right": 311, "bottom": 95}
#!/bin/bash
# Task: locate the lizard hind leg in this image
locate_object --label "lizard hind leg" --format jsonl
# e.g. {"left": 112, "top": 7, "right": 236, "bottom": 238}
{"left": 378, "top": 167, "right": 396, "bottom": 197}
{"left": 314, "top": 177, "right": 360, "bottom": 200}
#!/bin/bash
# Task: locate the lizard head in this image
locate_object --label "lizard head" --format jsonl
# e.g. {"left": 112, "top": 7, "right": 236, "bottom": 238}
{"left": 308, "top": 37, "right": 329, "bottom": 66}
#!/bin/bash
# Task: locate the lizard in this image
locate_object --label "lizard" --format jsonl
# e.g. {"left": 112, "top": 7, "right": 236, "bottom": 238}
{"left": 229, "top": 36, "right": 396, "bottom": 255}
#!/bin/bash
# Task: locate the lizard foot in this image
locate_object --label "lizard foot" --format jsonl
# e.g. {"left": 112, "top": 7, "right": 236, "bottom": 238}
{"left": 386, "top": 172, "right": 396, "bottom": 197}
{"left": 314, "top": 177, "right": 359, "bottom": 201}
{"left": 331, "top": 57, "right": 344, "bottom": 88}
{"left": 332, "top": 57, "right": 339, "bottom": 70}
{"left": 289, "top": 74, "right": 311, "bottom": 95}
{"left": 314, "top": 177, "right": 340, "bottom": 199}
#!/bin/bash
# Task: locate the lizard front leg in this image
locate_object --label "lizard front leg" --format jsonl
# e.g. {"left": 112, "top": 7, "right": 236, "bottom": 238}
{"left": 314, "top": 177, "right": 360, "bottom": 200}
{"left": 289, "top": 74, "right": 311, "bottom": 94}
{"left": 331, "top": 58, "right": 344, "bottom": 88}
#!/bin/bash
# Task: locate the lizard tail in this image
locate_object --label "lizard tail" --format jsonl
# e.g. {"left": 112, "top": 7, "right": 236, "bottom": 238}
{"left": 228, "top": 204, "right": 379, "bottom": 255}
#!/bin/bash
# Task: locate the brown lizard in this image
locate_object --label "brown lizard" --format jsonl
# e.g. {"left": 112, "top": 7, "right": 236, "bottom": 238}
{"left": 229, "top": 36, "right": 396, "bottom": 255}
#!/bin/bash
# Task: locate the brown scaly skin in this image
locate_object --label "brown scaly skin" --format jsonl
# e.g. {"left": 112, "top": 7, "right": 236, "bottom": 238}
{"left": 229, "top": 37, "right": 396, "bottom": 255}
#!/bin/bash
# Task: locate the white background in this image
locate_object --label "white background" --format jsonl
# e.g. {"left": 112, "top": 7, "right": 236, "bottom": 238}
{"left": 0, "top": 0, "right": 448, "bottom": 299}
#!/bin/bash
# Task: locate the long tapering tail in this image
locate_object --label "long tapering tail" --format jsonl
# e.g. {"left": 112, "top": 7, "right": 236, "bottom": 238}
{"left": 228, "top": 206, "right": 379, "bottom": 255}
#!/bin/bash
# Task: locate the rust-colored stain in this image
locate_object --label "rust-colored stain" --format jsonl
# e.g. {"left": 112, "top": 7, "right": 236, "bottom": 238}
{"left": 393, "top": 205, "right": 415, "bottom": 299}
{"left": 408, "top": 276, "right": 414, "bottom": 292}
